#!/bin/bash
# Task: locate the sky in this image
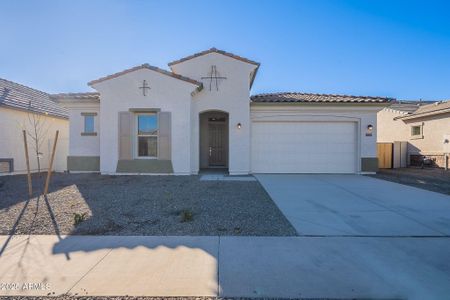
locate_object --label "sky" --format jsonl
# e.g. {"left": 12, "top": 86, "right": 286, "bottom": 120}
{"left": 1, "top": 0, "right": 450, "bottom": 100}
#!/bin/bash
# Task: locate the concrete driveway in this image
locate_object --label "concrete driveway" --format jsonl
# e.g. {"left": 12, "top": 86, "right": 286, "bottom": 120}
{"left": 256, "top": 174, "right": 450, "bottom": 236}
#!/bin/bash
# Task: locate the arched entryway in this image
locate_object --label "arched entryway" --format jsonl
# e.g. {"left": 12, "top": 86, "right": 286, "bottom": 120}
{"left": 199, "top": 111, "right": 229, "bottom": 170}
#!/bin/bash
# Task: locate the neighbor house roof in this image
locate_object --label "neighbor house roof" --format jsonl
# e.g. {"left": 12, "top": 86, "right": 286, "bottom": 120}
{"left": 168, "top": 47, "right": 260, "bottom": 67}
{"left": 387, "top": 100, "right": 434, "bottom": 114}
{"left": 0, "top": 78, "right": 68, "bottom": 119}
{"left": 251, "top": 92, "right": 393, "bottom": 104}
{"left": 88, "top": 64, "right": 203, "bottom": 88}
{"left": 395, "top": 100, "right": 450, "bottom": 120}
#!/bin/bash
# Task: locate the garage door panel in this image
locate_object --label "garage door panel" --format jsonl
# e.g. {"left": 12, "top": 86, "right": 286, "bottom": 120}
{"left": 251, "top": 121, "right": 357, "bottom": 173}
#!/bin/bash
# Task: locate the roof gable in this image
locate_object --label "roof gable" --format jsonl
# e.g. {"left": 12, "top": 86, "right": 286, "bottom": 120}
{"left": 88, "top": 64, "right": 203, "bottom": 89}
{"left": 168, "top": 47, "right": 260, "bottom": 68}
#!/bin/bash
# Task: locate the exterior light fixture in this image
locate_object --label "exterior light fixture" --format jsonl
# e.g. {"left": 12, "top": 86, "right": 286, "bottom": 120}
{"left": 366, "top": 124, "right": 373, "bottom": 136}
{"left": 237, "top": 123, "right": 242, "bottom": 129}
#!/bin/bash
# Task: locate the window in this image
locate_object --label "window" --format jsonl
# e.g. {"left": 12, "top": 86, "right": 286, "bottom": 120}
{"left": 0, "top": 159, "right": 13, "bottom": 173}
{"left": 411, "top": 125, "right": 422, "bottom": 138}
{"left": 84, "top": 116, "right": 94, "bottom": 133}
{"left": 81, "top": 113, "right": 97, "bottom": 136}
{"left": 137, "top": 113, "right": 158, "bottom": 157}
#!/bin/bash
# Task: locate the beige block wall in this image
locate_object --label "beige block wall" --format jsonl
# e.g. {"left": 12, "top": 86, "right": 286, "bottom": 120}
{"left": 0, "top": 107, "right": 69, "bottom": 175}
{"left": 377, "top": 108, "right": 450, "bottom": 168}
{"left": 404, "top": 113, "right": 450, "bottom": 155}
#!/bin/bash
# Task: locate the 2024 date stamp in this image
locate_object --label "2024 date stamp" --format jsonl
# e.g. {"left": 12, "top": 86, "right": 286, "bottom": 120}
{"left": 0, "top": 282, "right": 51, "bottom": 291}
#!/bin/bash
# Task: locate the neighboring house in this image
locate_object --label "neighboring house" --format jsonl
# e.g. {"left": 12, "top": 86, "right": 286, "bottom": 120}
{"left": 55, "top": 48, "right": 390, "bottom": 175}
{"left": 0, "top": 78, "right": 69, "bottom": 175}
{"left": 377, "top": 100, "right": 450, "bottom": 168}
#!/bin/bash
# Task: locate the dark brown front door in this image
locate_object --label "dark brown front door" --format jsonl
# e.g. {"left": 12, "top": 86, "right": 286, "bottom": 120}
{"left": 208, "top": 122, "right": 226, "bottom": 166}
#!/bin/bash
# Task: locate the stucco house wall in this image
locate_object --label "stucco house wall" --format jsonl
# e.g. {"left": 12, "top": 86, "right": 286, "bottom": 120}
{"left": 170, "top": 52, "right": 257, "bottom": 175}
{"left": 377, "top": 106, "right": 450, "bottom": 167}
{"left": 0, "top": 107, "right": 68, "bottom": 175}
{"left": 403, "top": 113, "right": 450, "bottom": 167}
{"left": 91, "top": 68, "right": 198, "bottom": 175}
{"left": 377, "top": 108, "right": 410, "bottom": 143}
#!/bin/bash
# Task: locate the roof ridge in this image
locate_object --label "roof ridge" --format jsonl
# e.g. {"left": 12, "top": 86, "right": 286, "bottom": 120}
{"left": 251, "top": 91, "right": 393, "bottom": 100}
{"left": 168, "top": 47, "right": 260, "bottom": 67}
{"left": 88, "top": 63, "right": 203, "bottom": 87}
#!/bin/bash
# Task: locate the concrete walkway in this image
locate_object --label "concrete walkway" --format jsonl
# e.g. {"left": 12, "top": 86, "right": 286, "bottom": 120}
{"left": 256, "top": 174, "right": 450, "bottom": 236}
{"left": 1, "top": 235, "right": 450, "bottom": 299}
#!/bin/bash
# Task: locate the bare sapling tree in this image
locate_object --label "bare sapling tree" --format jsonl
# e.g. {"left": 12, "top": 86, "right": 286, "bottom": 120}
{"left": 23, "top": 100, "right": 50, "bottom": 176}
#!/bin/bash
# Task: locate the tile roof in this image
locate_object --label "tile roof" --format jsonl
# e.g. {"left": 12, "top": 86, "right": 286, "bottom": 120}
{"left": 51, "top": 92, "right": 100, "bottom": 100}
{"left": 396, "top": 100, "right": 450, "bottom": 120}
{"left": 251, "top": 92, "right": 393, "bottom": 104}
{"left": 0, "top": 78, "right": 68, "bottom": 119}
{"left": 168, "top": 47, "right": 260, "bottom": 67}
{"left": 88, "top": 64, "right": 203, "bottom": 88}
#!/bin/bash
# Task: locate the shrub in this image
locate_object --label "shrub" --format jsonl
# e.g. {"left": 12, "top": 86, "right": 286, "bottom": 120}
{"left": 180, "top": 210, "right": 193, "bottom": 222}
{"left": 73, "top": 212, "right": 87, "bottom": 226}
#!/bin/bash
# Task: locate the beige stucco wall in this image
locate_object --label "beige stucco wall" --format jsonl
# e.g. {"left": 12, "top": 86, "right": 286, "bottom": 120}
{"left": 377, "top": 108, "right": 410, "bottom": 143}
{"left": 377, "top": 108, "right": 450, "bottom": 167}
{"left": 403, "top": 113, "right": 450, "bottom": 155}
{"left": 0, "top": 107, "right": 69, "bottom": 175}
{"left": 170, "top": 52, "right": 257, "bottom": 175}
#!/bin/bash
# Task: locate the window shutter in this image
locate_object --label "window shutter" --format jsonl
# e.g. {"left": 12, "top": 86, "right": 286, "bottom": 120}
{"left": 158, "top": 112, "right": 171, "bottom": 160}
{"left": 118, "top": 111, "right": 132, "bottom": 160}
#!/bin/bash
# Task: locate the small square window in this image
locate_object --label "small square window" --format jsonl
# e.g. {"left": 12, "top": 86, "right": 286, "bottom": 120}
{"left": 411, "top": 125, "right": 422, "bottom": 137}
{"left": 84, "top": 115, "right": 94, "bottom": 133}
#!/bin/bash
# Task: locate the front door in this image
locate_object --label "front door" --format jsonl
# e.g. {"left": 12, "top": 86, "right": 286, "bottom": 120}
{"left": 208, "top": 122, "right": 226, "bottom": 166}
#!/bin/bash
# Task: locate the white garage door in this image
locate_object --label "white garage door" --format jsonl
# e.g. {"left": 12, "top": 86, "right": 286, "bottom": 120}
{"left": 251, "top": 121, "right": 357, "bottom": 173}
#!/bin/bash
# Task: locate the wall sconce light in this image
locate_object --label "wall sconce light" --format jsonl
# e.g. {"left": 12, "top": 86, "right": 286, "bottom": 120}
{"left": 237, "top": 123, "right": 242, "bottom": 129}
{"left": 366, "top": 124, "right": 373, "bottom": 136}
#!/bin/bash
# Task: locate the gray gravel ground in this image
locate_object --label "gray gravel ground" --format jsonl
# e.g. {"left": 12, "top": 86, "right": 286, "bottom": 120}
{"left": 368, "top": 167, "right": 450, "bottom": 195}
{"left": 0, "top": 296, "right": 306, "bottom": 300}
{"left": 0, "top": 173, "right": 297, "bottom": 236}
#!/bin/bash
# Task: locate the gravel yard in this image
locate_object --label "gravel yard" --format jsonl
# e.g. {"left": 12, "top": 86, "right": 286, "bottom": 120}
{"left": 0, "top": 173, "right": 296, "bottom": 236}
{"left": 368, "top": 167, "right": 450, "bottom": 195}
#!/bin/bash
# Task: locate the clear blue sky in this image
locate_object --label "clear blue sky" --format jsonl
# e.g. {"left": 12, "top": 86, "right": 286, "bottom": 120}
{"left": 1, "top": 0, "right": 449, "bottom": 100}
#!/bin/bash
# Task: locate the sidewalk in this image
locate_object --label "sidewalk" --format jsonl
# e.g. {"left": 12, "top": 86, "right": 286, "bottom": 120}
{"left": 0, "top": 235, "right": 449, "bottom": 299}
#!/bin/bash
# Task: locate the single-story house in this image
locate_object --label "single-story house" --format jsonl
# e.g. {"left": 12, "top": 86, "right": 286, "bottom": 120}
{"left": 377, "top": 100, "right": 450, "bottom": 168}
{"left": 0, "top": 78, "right": 69, "bottom": 175}
{"left": 55, "top": 48, "right": 391, "bottom": 175}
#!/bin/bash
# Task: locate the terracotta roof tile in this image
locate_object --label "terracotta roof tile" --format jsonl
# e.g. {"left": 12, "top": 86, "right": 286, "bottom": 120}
{"left": 251, "top": 92, "right": 393, "bottom": 104}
